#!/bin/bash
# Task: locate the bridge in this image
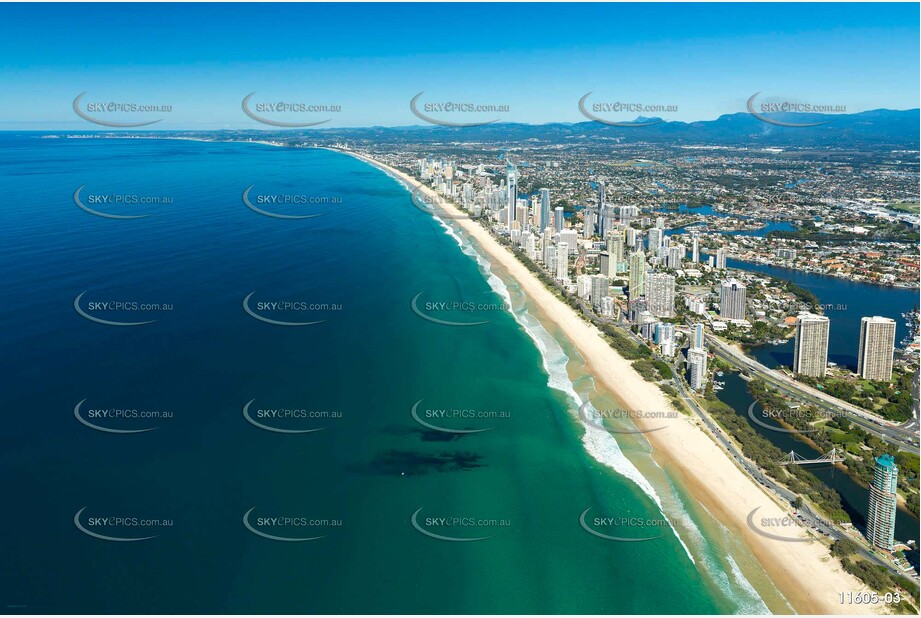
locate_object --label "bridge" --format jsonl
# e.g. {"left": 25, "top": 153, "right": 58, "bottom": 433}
{"left": 701, "top": 332, "right": 918, "bottom": 453}
{"left": 779, "top": 447, "right": 845, "bottom": 466}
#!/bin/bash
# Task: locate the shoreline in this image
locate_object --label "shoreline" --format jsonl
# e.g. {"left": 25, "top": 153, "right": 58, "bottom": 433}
{"left": 50, "top": 133, "right": 919, "bottom": 290}
{"left": 338, "top": 148, "right": 879, "bottom": 615}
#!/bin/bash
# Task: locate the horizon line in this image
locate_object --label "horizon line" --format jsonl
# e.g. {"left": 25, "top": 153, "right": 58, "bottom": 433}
{"left": 2, "top": 106, "right": 919, "bottom": 133}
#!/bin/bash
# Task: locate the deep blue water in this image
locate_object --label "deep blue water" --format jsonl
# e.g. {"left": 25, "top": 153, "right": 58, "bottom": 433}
{"left": 0, "top": 135, "right": 736, "bottom": 614}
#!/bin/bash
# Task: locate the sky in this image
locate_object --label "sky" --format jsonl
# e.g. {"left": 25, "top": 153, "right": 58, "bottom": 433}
{"left": 1, "top": 2, "right": 918, "bottom": 129}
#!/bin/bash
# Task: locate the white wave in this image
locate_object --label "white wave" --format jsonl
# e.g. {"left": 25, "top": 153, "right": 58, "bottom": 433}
{"left": 699, "top": 501, "right": 777, "bottom": 613}
{"left": 657, "top": 477, "right": 770, "bottom": 614}
{"left": 432, "top": 215, "right": 697, "bottom": 565}
{"left": 726, "top": 554, "right": 772, "bottom": 615}
{"left": 381, "top": 158, "right": 769, "bottom": 613}
{"left": 440, "top": 216, "right": 770, "bottom": 613}
{"left": 433, "top": 215, "right": 465, "bottom": 249}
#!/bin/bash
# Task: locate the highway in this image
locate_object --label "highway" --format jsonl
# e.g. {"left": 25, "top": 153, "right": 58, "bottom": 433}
{"left": 671, "top": 374, "right": 905, "bottom": 577}
{"left": 496, "top": 240, "right": 912, "bottom": 578}
{"left": 704, "top": 334, "right": 919, "bottom": 452}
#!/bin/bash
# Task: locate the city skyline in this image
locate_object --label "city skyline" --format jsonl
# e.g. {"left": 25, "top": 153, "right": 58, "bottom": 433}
{"left": 2, "top": 2, "right": 918, "bottom": 615}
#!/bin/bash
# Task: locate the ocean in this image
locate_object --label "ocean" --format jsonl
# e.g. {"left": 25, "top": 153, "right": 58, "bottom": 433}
{"left": 0, "top": 135, "right": 771, "bottom": 614}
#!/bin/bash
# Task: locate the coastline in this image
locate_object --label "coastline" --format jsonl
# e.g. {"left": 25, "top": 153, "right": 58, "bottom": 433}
{"left": 339, "top": 148, "right": 879, "bottom": 615}
{"left": 56, "top": 133, "right": 916, "bottom": 291}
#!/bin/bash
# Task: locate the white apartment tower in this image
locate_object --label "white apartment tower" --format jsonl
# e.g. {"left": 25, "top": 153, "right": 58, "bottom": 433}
{"left": 719, "top": 279, "right": 746, "bottom": 321}
{"left": 793, "top": 313, "right": 830, "bottom": 378}
{"left": 645, "top": 273, "right": 676, "bottom": 318}
{"left": 857, "top": 316, "right": 896, "bottom": 381}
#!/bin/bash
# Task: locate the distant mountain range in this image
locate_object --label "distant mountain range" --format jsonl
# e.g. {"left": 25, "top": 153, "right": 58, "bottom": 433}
{"left": 310, "top": 108, "right": 920, "bottom": 149}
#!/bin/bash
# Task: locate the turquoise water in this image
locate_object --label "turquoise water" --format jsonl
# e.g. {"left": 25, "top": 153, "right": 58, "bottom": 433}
{"left": 0, "top": 135, "right": 766, "bottom": 613}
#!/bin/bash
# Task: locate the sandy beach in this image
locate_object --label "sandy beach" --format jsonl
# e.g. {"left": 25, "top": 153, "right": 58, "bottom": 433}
{"left": 342, "top": 149, "right": 879, "bottom": 615}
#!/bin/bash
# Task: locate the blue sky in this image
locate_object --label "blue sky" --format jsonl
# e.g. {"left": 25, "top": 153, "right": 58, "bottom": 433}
{"left": 1, "top": 3, "right": 918, "bottom": 129}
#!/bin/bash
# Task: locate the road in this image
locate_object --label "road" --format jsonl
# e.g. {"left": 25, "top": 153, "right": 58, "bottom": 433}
{"left": 704, "top": 334, "right": 919, "bottom": 452}
{"left": 671, "top": 374, "right": 905, "bottom": 577}
{"left": 491, "top": 229, "right": 911, "bottom": 578}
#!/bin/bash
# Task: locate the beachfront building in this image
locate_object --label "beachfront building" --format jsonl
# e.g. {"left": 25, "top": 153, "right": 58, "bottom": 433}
{"left": 590, "top": 275, "right": 608, "bottom": 312}
{"left": 719, "top": 279, "right": 746, "bottom": 321}
{"left": 506, "top": 161, "right": 518, "bottom": 226}
{"left": 556, "top": 243, "right": 569, "bottom": 282}
{"left": 857, "top": 316, "right": 896, "bottom": 381}
{"left": 544, "top": 245, "right": 556, "bottom": 274}
{"left": 866, "top": 454, "right": 899, "bottom": 551}
{"left": 656, "top": 322, "right": 676, "bottom": 357}
{"left": 639, "top": 312, "right": 658, "bottom": 340}
{"left": 576, "top": 274, "right": 592, "bottom": 299}
{"left": 687, "top": 347, "right": 707, "bottom": 390}
{"left": 628, "top": 251, "right": 646, "bottom": 302}
{"left": 539, "top": 188, "right": 551, "bottom": 231}
{"left": 645, "top": 273, "right": 676, "bottom": 318}
{"left": 792, "top": 313, "right": 830, "bottom": 378}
